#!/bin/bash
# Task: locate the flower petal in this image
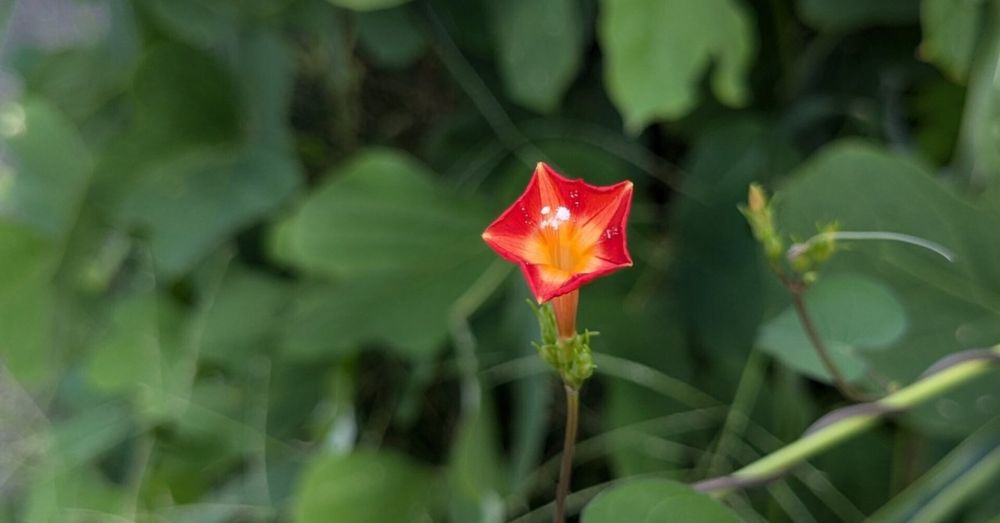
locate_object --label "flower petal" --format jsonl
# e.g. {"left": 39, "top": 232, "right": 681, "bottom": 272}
{"left": 483, "top": 162, "right": 634, "bottom": 302}
{"left": 521, "top": 255, "right": 632, "bottom": 302}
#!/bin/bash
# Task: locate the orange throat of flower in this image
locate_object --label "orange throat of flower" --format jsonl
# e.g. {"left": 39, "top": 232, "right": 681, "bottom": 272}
{"left": 527, "top": 206, "right": 602, "bottom": 285}
{"left": 527, "top": 207, "right": 590, "bottom": 339}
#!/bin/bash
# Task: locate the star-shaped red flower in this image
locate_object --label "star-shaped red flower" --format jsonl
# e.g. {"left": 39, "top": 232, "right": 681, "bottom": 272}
{"left": 482, "top": 162, "right": 633, "bottom": 303}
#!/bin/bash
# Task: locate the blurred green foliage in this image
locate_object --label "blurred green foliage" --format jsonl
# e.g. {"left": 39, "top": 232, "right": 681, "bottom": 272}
{"left": 0, "top": 0, "right": 999, "bottom": 521}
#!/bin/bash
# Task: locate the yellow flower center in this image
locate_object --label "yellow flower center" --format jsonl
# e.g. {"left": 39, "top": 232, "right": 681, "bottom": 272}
{"left": 528, "top": 205, "right": 598, "bottom": 279}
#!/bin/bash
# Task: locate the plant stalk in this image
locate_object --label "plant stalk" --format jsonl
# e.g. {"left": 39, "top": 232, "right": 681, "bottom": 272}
{"left": 789, "top": 287, "right": 872, "bottom": 402}
{"left": 695, "top": 346, "right": 1000, "bottom": 496}
{"left": 554, "top": 384, "right": 580, "bottom": 523}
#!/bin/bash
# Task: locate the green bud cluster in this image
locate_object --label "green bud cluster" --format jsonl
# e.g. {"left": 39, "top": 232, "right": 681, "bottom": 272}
{"left": 787, "top": 223, "right": 838, "bottom": 283}
{"left": 739, "top": 183, "right": 786, "bottom": 271}
{"left": 740, "top": 183, "right": 838, "bottom": 286}
{"left": 529, "top": 301, "right": 596, "bottom": 390}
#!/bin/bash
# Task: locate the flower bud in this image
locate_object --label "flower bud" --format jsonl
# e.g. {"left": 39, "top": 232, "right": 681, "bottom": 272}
{"left": 748, "top": 183, "right": 767, "bottom": 212}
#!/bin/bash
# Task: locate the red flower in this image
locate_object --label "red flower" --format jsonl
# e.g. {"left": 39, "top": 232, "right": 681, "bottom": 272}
{"left": 482, "top": 162, "right": 633, "bottom": 304}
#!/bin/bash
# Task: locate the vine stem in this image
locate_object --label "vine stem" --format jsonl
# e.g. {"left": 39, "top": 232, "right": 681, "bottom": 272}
{"left": 695, "top": 346, "right": 1000, "bottom": 496}
{"left": 554, "top": 384, "right": 580, "bottom": 523}
{"left": 788, "top": 284, "right": 873, "bottom": 402}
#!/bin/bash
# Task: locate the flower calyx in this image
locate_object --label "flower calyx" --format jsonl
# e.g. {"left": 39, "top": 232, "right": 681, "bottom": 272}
{"left": 787, "top": 223, "right": 839, "bottom": 284}
{"left": 529, "top": 300, "right": 596, "bottom": 390}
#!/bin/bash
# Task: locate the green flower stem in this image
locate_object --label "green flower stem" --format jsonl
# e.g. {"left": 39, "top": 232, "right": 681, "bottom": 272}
{"left": 696, "top": 346, "right": 1000, "bottom": 496}
{"left": 528, "top": 301, "right": 594, "bottom": 520}
{"left": 554, "top": 384, "right": 580, "bottom": 523}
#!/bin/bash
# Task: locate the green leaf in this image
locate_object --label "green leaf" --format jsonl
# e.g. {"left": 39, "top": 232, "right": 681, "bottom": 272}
{"left": 151, "top": 377, "right": 268, "bottom": 503}
{"left": 447, "top": 404, "right": 506, "bottom": 523}
{"left": 919, "top": 0, "right": 986, "bottom": 82}
{"left": 200, "top": 266, "right": 290, "bottom": 365}
{"left": 327, "top": 0, "right": 412, "bottom": 12}
{"left": 85, "top": 290, "right": 193, "bottom": 423}
{"left": 102, "top": 37, "right": 300, "bottom": 276}
{"left": 672, "top": 119, "right": 799, "bottom": 360}
{"left": 91, "top": 41, "right": 246, "bottom": 212}
{"left": 21, "top": 38, "right": 137, "bottom": 128}
{"left": 273, "top": 149, "right": 487, "bottom": 278}
{"left": 0, "top": 98, "right": 93, "bottom": 237}
{"left": 868, "top": 418, "right": 1000, "bottom": 523}
{"left": 293, "top": 450, "right": 436, "bottom": 523}
{"left": 582, "top": 479, "right": 741, "bottom": 523}
{"left": 498, "top": 283, "right": 552, "bottom": 491}
{"left": 131, "top": 43, "right": 241, "bottom": 151}
{"left": 280, "top": 258, "right": 489, "bottom": 360}
{"left": 913, "top": 78, "right": 965, "bottom": 165}
{"left": 0, "top": 99, "right": 92, "bottom": 385}
{"left": 25, "top": 466, "right": 129, "bottom": 523}
{"left": 22, "top": 404, "right": 133, "bottom": 523}
{"left": 798, "top": 0, "right": 920, "bottom": 32}
{"left": 776, "top": 140, "right": 1000, "bottom": 432}
{"left": 0, "top": 224, "right": 57, "bottom": 385}
{"left": 599, "top": 0, "right": 756, "bottom": 133}
{"left": 0, "top": 361, "right": 49, "bottom": 485}
{"left": 235, "top": 29, "right": 298, "bottom": 148}
{"left": 757, "top": 273, "right": 908, "bottom": 383}
{"left": 116, "top": 147, "right": 302, "bottom": 275}
{"left": 585, "top": 292, "right": 694, "bottom": 476}
{"left": 356, "top": 8, "right": 427, "bottom": 69}
{"left": 45, "top": 403, "right": 133, "bottom": 472}
{"left": 272, "top": 149, "right": 492, "bottom": 360}
{"left": 140, "top": 0, "right": 239, "bottom": 50}
{"left": 955, "top": 1, "right": 1000, "bottom": 187}
{"left": 494, "top": 0, "right": 583, "bottom": 113}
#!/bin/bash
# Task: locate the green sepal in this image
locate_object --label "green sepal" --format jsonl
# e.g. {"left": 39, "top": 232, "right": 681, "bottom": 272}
{"left": 739, "top": 183, "right": 785, "bottom": 271}
{"left": 529, "top": 301, "right": 597, "bottom": 390}
{"left": 788, "top": 223, "right": 839, "bottom": 279}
